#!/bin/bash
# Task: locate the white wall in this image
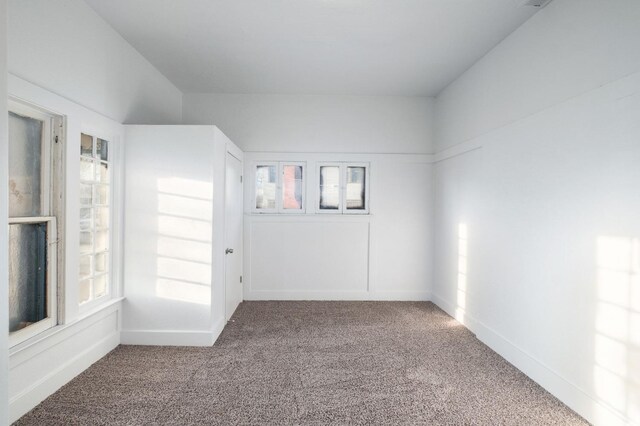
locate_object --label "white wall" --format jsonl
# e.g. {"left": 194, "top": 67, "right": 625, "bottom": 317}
{"left": 432, "top": 1, "right": 640, "bottom": 425}
{"left": 244, "top": 152, "right": 432, "bottom": 301}
{"left": 184, "top": 93, "right": 435, "bottom": 301}
{"left": 434, "top": 0, "right": 640, "bottom": 152}
{"left": 8, "top": 0, "right": 183, "bottom": 125}
{"left": 183, "top": 93, "right": 434, "bottom": 154}
{"left": 122, "top": 126, "right": 239, "bottom": 346}
{"left": 1, "top": 0, "right": 9, "bottom": 423}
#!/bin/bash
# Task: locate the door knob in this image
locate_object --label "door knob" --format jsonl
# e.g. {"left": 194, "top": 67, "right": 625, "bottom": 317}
{"left": 225, "top": 248, "right": 234, "bottom": 254}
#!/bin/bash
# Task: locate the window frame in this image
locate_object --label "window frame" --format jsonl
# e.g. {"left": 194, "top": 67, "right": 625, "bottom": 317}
{"left": 253, "top": 161, "right": 306, "bottom": 214}
{"left": 316, "top": 162, "right": 370, "bottom": 215}
{"left": 7, "top": 99, "right": 64, "bottom": 347}
{"left": 8, "top": 217, "right": 58, "bottom": 347}
{"left": 78, "top": 131, "right": 113, "bottom": 309}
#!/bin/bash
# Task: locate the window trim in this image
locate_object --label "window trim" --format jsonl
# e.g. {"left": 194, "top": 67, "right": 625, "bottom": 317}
{"left": 78, "top": 131, "right": 113, "bottom": 309}
{"left": 316, "top": 162, "right": 370, "bottom": 215}
{"left": 253, "top": 161, "right": 278, "bottom": 214}
{"left": 7, "top": 99, "right": 64, "bottom": 347}
{"left": 279, "top": 162, "right": 306, "bottom": 214}
{"left": 252, "top": 161, "right": 307, "bottom": 214}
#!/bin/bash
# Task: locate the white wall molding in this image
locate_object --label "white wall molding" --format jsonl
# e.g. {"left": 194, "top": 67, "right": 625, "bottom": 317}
{"left": 210, "top": 316, "right": 226, "bottom": 343}
{"left": 9, "top": 300, "right": 122, "bottom": 369}
{"left": 9, "top": 331, "right": 119, "bottom": 423}
{"left": 430, "top": 294, "right": 629, "bottom": 426}
{"left": 121, "top": 314, "right": 227, "bottom": 347}
{"left": 121, "top": 329, "right": 218, "bottom": 347}
{"left": 432, "top": 140, "right": 482, "bottom": 163}
{"left": 0, "top": 0, "right": 9, "bottom": 421}
{"left": 245, "top": 290, "right": 431, "bottom": 301}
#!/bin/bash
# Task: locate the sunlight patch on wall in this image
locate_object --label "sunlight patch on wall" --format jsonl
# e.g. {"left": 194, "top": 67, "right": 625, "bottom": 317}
{"left": 155, "top": 177, "right": 213, "bottom": 306}
{"left": 594, "top": 236, "right": 639, "bottom": 425}
{"left": 455, "top": 223, "right": 468, "bottom": 324}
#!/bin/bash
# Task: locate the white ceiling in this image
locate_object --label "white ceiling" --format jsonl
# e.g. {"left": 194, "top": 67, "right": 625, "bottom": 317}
{"left": 85, "top": 0, "right": 538, "bottom": 96}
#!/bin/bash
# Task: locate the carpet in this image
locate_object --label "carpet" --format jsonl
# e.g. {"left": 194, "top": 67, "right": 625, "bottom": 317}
{"left": 15, "top": 301, "right": 588, "bottom": 425}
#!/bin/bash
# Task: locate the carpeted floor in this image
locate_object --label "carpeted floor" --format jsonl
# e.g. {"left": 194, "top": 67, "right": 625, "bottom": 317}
{"left": 16, "top": 301, "right": 588, "bottom": 425}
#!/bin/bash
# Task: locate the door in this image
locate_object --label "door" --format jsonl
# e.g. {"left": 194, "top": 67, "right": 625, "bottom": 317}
{"left": 224, "top": 152, "right": 243, "bottom": 320}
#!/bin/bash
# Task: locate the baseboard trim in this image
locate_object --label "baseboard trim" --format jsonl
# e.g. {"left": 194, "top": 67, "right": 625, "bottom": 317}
{"left": 121, "top": 321, "right": 227, "bottom": 347}
{"left": 210, "top": 316, "right": 226, "bottom": 345}
{"left": 430, "top": 294, "right": 630, "bottom": 426}
{"left": 244, "top": 290, "right": 431, "bottom": 301}
{"left": 9, "top": 331, "right": 119, "bottom": 423}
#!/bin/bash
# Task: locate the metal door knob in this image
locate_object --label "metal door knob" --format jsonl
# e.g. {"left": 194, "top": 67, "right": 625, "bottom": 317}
{"left": 225, "top": 248, "right": 234, "bottom": 254}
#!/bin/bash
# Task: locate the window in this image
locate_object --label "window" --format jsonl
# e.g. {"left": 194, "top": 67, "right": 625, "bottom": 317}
{"left": 79, "top": 133, "right": 111, "bottom": 304}
{"left": 254, "top": 162, "right": 305, "bottom": 213}
{"left": 317, "top": 163, "right": 369, "bottom": 214}
{"left": 8, "top": 101, "right": 64, "bottom": 346}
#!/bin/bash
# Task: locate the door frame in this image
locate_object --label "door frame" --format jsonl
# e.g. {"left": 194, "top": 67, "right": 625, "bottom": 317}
{"left": 223, "top": 144, "right": 244, "bottom": 321}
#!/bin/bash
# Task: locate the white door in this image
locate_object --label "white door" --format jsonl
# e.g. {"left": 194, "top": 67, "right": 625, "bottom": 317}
{"left": 224, "top": 152, "right": 243, "bottom": 320}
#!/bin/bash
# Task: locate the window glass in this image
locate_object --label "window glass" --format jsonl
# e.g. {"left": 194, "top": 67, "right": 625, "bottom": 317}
{"left": 80, "top": 158, "right": 95, "bottom": 181}
{"left": 96, "top": 138, "right": 109, "bottom": 161}
{"left": 255, "top": 165, "right": 277, "bottom": 209}
{"left": 79, "top": 133, "right": 111, "bottom": 304}
{"left": 8, "top": 112, "right": 43, "bottom": 217}
{"left": 346, "top": 166, "right": 366, "bottom": 210}
{"left": 283, "top": 165, "right": 303, "bottom": 209}
{"left": 8, "top": 223, "right": 48, "bottom": 332}
{"left": 319, "top": 166, "right": 340, "bottom": 210}
{"left": 81, "top": 133, "right": 93, "bottom": 157}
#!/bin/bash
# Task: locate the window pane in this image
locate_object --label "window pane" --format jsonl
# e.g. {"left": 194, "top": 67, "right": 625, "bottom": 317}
{"left": 80, "top": 158, "right": 95, "bottom": 181}
{"left": 79, "top": 255, "right": 92, "bottom": 279}
{"left": 255, "top": 165, "right": 276, "bottom": 209}
{"left": 96, "top": 138, "right": 109, "bottom": 161}
{"left": 79, "top": 133, "right": 112, "bottom": 305}
{"left": 94, "top": 274, "right": 108, "bottom": 299}
{"left": 9, "top": 112, "right": 43, "bottom": 217}
{"left": 97, "top": 162, "right": 109, "bottom": 183}
{"left": 80, "top": 183, "right": 93, "bottom": 206}
{"left": 95, "top": 252, "right": 109, "bottom": 274}
{"left": 95, "top": 230, "right": 109, "bottom": 252}
{"left": 95, "top": 207, "right": 109, "bottom": 229}
{"left": 81, "top": 133, "right": 93, "bottom": 157}
{"left": 346, "top": 166, "right": 366, "bottom": 210}
{"left": 319, "top": 166, "right": 340, "bottom": 210}
{"left": 8, "top": 223, "right": 48, "bottom": 333}
{"left": 80, "top": 208, "right": 93, "bottom": 231}
{"left": 80, "top": 231, "right": 93, "bottom": 254}
{"left": 95, "top": 184, "right": 109, "bottom": 205}
{"left": 283, "top": 165, "right": 303, "bottom": 210}
{"left": 79, "top": 279, "right": 92, "bottom": 304}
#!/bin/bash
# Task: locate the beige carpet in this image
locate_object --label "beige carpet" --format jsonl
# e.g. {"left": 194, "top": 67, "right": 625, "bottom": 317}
{"left": 16, "top": 301, "right": 588, "bottom": 425}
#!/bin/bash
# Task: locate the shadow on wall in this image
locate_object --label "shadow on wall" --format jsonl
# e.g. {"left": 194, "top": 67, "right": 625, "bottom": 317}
{"left": 594, "top": 236, "right": 639, "bottom": 425}
{"left": 155, "top": 177, "right": 213, "bottom": 306}
{"left": 456, "top": 223, "right": 468, "bottom": 324}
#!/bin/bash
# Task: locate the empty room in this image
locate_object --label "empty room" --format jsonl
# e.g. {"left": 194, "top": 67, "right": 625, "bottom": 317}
{"left": 0, "top": 0, "right": 638, "bottom": 424}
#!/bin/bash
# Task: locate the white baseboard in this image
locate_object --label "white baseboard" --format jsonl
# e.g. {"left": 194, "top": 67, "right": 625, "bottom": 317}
{"left": 9, "top": 332, "right": 119, "bottom": 423}
{"left": 244, "top": 290, "right": 431, "bottom": 301}
{"left": 430, "top": 294, "right": 630, "bottom": 426}
{"left": 121, "top": 317, "right": 227, "bottom": 347}
{"left": 210, "top": 316, "right": 226, "bottom": 345}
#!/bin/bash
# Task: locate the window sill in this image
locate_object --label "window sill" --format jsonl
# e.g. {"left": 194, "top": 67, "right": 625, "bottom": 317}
{"left": 9, "top": 297, "right": 124, "bottom": 362}
{"left": 77, "top": 296, "right": 124, "bottom": 323}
